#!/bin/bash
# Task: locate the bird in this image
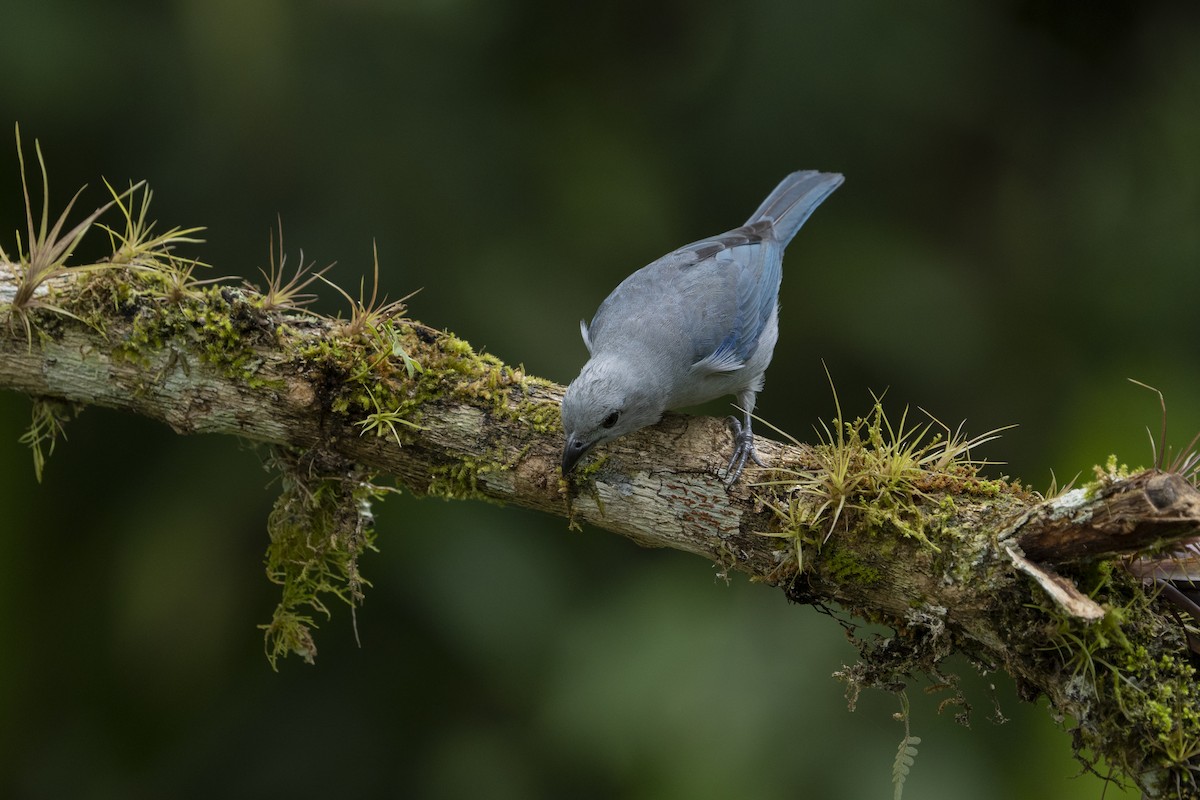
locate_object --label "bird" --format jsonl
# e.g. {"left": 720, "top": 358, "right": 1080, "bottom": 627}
{"left": 560, "top": 170, "right": 844, "bottom": 483}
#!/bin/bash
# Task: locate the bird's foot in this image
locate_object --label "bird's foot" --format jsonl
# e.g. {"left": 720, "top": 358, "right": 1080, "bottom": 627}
{"left": 722, "top": 415, "right": 764, "bottom": 485}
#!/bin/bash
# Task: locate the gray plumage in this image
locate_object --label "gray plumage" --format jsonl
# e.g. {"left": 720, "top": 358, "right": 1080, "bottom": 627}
{"left": 561, "top": 170, "right": 844, "bottom": 483}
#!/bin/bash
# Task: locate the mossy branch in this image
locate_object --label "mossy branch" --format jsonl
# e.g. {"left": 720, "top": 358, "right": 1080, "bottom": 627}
{"left": 4, "top": 258, "right": 1200, "bottom": 793}
{"left": 2, "top": 142, "right": 1200, "bottom": 794}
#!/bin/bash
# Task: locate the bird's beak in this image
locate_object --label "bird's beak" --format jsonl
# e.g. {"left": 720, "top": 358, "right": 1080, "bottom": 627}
{"left": 562, "top": 434, "right": 593, "bottom": 475}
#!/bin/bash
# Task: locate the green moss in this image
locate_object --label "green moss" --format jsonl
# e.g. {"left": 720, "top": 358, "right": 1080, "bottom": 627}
{"left": 1082, "top": 455, "right": 1143, "bottom": 500}
{"left": 822, "top": 540, "right": 883, "bottom": 586}
{"left": 862, "top": 501, "right": 936, "bottom": 551}
{"left": 180, "top": 287, "right": 278, "bottom": 387}
{"left": 66, "top": 269, "right": 282, "bottom": 390}
{"left": 259, "top": 450, "right": 385, "bottom": 669}
{"left": 514, "top": 392, "right": 562, "bottom": 435}
{"left": 928, "top": 495, "right": 966, "bottom": 542}
{"left": 964, "top": 478, "right": 1007, "bottom": 497}
{"left": 574, "top": 451, "right": 609, "bottom": 481}
{"left": 1011, "top": 562, "right": 1200, "bottom": 793}
{"left": 426, "top": 451, "right": 510, "bottom": 501}
{"left": 299, "top": 320, "right": 561, "bottom": 460}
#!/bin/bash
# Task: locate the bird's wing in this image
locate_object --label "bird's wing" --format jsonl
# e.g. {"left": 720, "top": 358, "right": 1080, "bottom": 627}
{"left": 585, "top": 223, "right": 778, "bottom": 374}
{"left": 681, "top": 223, "right": 779, "bottom": 375}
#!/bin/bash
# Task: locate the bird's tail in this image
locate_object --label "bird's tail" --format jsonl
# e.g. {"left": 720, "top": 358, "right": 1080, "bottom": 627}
{"left": 746, "top": 170, "right": 844, "bottom": 248}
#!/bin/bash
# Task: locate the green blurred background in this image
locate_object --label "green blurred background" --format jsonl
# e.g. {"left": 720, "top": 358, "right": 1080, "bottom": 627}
{"left": 2, "top": 1, "right": 1199, "bottom": 797}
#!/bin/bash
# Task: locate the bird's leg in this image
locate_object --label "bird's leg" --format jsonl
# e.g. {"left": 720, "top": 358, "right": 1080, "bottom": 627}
{"left": 723, "top": 393, "right": 763, "bottom": 484}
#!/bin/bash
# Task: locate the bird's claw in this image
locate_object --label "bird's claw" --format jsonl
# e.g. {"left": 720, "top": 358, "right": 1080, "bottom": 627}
{"left": 722, "top": 415, "right": 763, "bottom": 484}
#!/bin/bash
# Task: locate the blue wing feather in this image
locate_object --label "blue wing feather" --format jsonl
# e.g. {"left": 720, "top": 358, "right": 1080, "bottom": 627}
{"left": 688, "top": 226, "right": 779, "bottom": 374}
{"left": 690, "top": 172, "right": 842, "bottom": 373}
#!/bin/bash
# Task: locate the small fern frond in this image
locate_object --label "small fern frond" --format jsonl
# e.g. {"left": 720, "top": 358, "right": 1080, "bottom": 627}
{"left": 892, "top": 691, "right": 921, "bottom": 800}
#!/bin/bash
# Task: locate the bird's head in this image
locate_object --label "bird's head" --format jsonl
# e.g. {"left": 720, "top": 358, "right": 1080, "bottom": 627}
{"left": 560, "top": 358, "right": 666, "bottom": 475}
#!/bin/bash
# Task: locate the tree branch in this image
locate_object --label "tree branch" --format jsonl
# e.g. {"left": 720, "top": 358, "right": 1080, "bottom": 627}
{"left": 4, "top": 259, "right": 1200, "bottom": 796}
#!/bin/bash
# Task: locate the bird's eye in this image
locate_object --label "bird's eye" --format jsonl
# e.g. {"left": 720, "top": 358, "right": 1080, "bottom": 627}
{"left": 602, "top": 411, "right": 620, "bottom": 429}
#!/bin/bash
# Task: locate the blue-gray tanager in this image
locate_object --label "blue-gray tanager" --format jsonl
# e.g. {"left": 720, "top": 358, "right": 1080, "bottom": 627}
{"left": 560, "top": 170, "right": 843, "bottom": 483}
